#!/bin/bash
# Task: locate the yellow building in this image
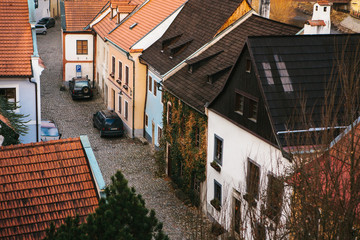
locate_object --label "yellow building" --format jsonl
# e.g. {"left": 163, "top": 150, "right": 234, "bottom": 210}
{"left": 104, "top": 0, "right": 186, "bottom": 137}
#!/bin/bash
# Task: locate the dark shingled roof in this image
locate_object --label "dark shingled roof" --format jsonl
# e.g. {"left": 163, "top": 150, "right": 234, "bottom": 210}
{"left": 141, "top": 0, "right": 246, "bottom": 75}
{"left": 163, "top": 14, "right": 300, "bottom": 113}
{"left": 247, "top": 34, "right": 360, "bottom": 144}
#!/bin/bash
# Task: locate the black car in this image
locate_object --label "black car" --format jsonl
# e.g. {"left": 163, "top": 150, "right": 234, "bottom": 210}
{"left": 93, "top": 110, "right": 124, "bottom": 137}
{"left": 37, "top": 17, "right": 55, "bottom": 28}
{"left": 69, "top": 77, "right": 93, "bottom": 100}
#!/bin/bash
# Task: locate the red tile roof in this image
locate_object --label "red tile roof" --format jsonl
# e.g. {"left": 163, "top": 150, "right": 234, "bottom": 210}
{"left": 306, "top": 20, "right": 326, "bottom": 26}
{"left": 93, "top": 13, "right": 118, "bottom": 40}
{"left": 107, "top": 0, "right": 187, "bottom": 51}
{"left": 64, "top": 0, "right": 108, "bottom": 32}
{"left": 0, "top": 138, "right": 100, "bottom": 239}
{"left": 0, "top": 0, "right": 33, "bottom": 77}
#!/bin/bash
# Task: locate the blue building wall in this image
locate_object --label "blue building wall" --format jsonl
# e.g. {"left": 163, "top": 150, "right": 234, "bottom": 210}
{"left": 144, "top": 70, "right": 163, "bottom": 147}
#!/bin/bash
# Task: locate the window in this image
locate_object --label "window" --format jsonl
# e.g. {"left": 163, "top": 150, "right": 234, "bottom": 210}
{"left": 118, "top": 95, "right": 122, "bottom": 114}
{"left": 266, "top": 174, "right": 284, "bottom": 222}
{"left": 118, "top": 61, "right": 122, "bottom": 80}
{"left": 246, "top": 160, "right": 260, "bottom": 200}
{"left": 111, "top": 56, "right": 115, "bottom": 75}
{"left": 246, "top": 59, "right": 251, "bottom": 73}
{"left": 0, "top": 88, "right": 16, "bottom": 103}
{"left": 234, "top": 198, "right": 241, "bottom": 234}
{"left": 125, "top": 66, "right": 129, "bottom": 85}
{"left": 158, "top": 126, "right": 162, "bottom": 144}
{"left": 324, "top": 6, "right": 327, "bottom": 12}
{"left": 148, "top": 76, "right": 152, "bottom": 92}
{"left": 214, "top": 180, "right": 222, "bottom": 205}
{"left": 214, "top": 135, "right": 223, "bottom": 165}
{"left": 235, "top": 93, "right": 244, "bottom": 114}
{"left": 234, "top": 90, "right": 258, "bottom": 122}
{"left": 316, "top": 5, "right": 318, "bottom": 11}
{"left": 124, "top": 101, "right": 128, "bottom": 120}
{"left": 248, "top": 98, "right": 258, "bottom": 122}
{"left": 145, "top": 114, "right": 148, "bottom": 127}
{"left": 34, "top": 0, "right": 38, "bottom": 8}
{"left": 167, "top": 102, "right": 172, "bottom": 124}
{"left": 153, "top": 79, "right": 157, "bottom": 96}
{"left": 194, "top": 127, "right": 200, "bottom": 147}
{"left": 76, "top": 40, "right": 88, "bottom": 55}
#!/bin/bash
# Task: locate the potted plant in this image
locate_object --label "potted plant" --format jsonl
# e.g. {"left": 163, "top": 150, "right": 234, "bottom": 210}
{"left": 210, "top": 198, "right": 221, "bottom": 211}
{"left": 211, "top": 160, "right": 221, "bottom": 172}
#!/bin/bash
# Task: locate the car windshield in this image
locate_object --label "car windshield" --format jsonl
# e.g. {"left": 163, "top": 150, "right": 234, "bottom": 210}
{"left": 75, "top": 81, "right": 89, "bottom": 87}
{"left": 105, "top": 118, "right": 122, "bottom": 126}
{"left": 41, "top": 127, "right": 59, "bottom": 137}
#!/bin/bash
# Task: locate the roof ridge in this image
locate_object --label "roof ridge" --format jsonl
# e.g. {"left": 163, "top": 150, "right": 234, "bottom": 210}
{"left": 0, "top": 137, "right": 81, "bottom": 151}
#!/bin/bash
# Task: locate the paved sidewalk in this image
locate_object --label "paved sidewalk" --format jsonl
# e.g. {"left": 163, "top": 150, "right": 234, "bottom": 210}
{"left": 38, "top": 20, "right": 214, "bottom": 240}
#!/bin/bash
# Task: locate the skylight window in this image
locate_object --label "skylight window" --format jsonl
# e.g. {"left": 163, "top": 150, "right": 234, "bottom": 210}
{"left": 129, "top": 22, "right": 137, "bottom": 29}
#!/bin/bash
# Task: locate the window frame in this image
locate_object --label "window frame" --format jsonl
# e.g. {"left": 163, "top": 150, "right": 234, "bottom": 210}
{"left": 246, "top": 159, "right": 260, "bottom": 200}
{"left": 266, "top": 174, "right": 284, "bottom": 222}
{"left": 234, "top": 92, "right": 245, "bottom": 115}
{"left": 153, "top": 78, "right": 157, "bottom": 96}
{"left": 118, "top": 61, "right": 122, "bottom": 80}
{"left": 118, "top": 95, "right": 122, "bottom": 114}
{"left": 214, "top": 134, "right": 223, "bottom": 165}
{"left": 76, "top": 40, "right": 88, "bottom": 55}
{"left": 111, "top": 56, "right": 115, "bottom": 75}
{"left": 214, "top": 180, "right": 222, "bottom": 206}
{"left": 125, "top": 66, "right": 129, "bottom": 86}
{"left": 246, "top": 59, "right": 252, "bottom": 73}
{"left": 124, "top": 100, "right": 128, "bottom": 121}
{"left": 148, "top": 76, "right": 152, "bottom": 92}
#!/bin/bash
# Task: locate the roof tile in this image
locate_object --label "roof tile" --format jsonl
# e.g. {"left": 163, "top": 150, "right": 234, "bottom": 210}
{"left": 0, "top": 138, "right": 100, "bottom": 239}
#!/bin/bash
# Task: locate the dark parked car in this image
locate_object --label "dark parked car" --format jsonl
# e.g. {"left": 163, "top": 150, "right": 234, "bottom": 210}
{"left": 37, "top": 17, "right": 55, "bottom": 28}
{"left": 69, "top": 77, "right": 93, "bottom": 100}
{"left": 93, "top": 110, "right": 124, "bottom": 137}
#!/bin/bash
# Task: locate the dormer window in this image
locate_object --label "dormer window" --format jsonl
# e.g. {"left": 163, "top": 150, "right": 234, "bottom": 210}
{"left": 169, "top": 39, "right": 193, "bottom": 58}
{"left": 324, "top": 7, "right": 327, "bottom": 12}
{"left": 316, "top": 5, "right": 318, "bottom": 11}
{"left": 246, "top": 59, "right": 252, "bottom": 73}
{"left": 234, "top": 90, "right": 258, "bottom": 122}
{"left": 161, "top": 34, "right": 182, "bottom": 52}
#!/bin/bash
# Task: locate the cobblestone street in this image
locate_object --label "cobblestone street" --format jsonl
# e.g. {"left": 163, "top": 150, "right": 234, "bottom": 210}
{"left": 38, "top": 21, "right": 213, "bottom": 240}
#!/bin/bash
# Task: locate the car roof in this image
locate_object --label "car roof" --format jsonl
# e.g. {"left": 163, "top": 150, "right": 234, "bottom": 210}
{"left": 72, "top": 77, "right": 89, "bottom": 81}
{"left": 41, "top": 120, "right": 56, "bottom": 128}
{"left": 101, "top": 110, "right": 120, "bottom": 119}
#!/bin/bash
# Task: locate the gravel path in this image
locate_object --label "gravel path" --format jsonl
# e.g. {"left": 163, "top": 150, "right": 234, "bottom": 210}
{"left": 37, "top": 20, "right": 213, "bottom": 240}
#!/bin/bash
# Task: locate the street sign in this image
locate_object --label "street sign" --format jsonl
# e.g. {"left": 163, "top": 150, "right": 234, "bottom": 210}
{"left": 76, "top": 65, "right": 82, "bottom": 78}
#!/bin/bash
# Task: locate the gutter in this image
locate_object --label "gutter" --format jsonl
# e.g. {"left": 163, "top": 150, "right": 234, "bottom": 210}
{"left": 80, "top": 135, "right": 106, "bottom": 198}
{"left": 28, "top": 77, "right": 39, "bottom": 142}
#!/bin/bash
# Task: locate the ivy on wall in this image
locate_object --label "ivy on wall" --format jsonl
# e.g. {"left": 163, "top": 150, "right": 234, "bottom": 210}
{"left": 159, "top": 92, "right": 207, "bottom": 205}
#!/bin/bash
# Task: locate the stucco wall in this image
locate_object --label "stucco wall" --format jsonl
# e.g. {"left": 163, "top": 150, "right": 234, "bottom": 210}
{"left": 95, "top": 35, "right": 109, "bottom": 95}
{"left": 35, "top": 0, "right": 50, "bottom": 21}
{"left": 144, "top": 69, "right": 163, "bottom": 147}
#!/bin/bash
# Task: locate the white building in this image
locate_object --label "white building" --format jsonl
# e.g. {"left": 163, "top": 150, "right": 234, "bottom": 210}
{"left": 0, "top": 0, "right": 44, "bottom": 143}
{"left": 304, "top": 2, "right": 332, "bottom": 34}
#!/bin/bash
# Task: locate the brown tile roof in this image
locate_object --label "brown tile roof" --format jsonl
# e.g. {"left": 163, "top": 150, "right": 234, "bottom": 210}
{"left": 0, "top": 138, "right": 100, "bottom": 240}
{"left": 0, "top": 113, "right": 12, "bottom": 129}
{"left": 141, "top": 0, "right": 247, "bottom": 76}
{"left": 164, "top": 15, "right": 300, "bottom": 113}
{"left": 64, "top": 0, "right": 108, "bottom": 32}
{"left": 106, "top": 0, "right": 187, "bottom": 51}
{"left": 93, "top": 12, "right": 117, "bottom": 39}
{"left": 0, "top": 0, "right": 33, "bottom": 77}
{"left": 306, "top": 20, "right": 326, "bottom": 26}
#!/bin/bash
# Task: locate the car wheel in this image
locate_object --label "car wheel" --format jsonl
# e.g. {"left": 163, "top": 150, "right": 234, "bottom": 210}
{"left": 82, "top": 86, "right": 90, "bottom": 94}
{"left": 43, "top": 31, "right": 47, "bottom": 35}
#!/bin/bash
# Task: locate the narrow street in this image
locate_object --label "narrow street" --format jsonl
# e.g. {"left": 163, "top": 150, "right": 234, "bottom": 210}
{"left": 38, "top": 21, "right": 212, "bottom": 240}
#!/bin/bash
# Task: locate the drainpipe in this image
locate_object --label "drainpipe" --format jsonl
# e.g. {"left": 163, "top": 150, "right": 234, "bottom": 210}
{"left": 92, "top": 31, "right": 96, "bottom": 89}
{"left": 29, "top": 77, "right": 39, "bottom": 142}
{"left": 132, "top": 56, "right": 135, "bottom": 138}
